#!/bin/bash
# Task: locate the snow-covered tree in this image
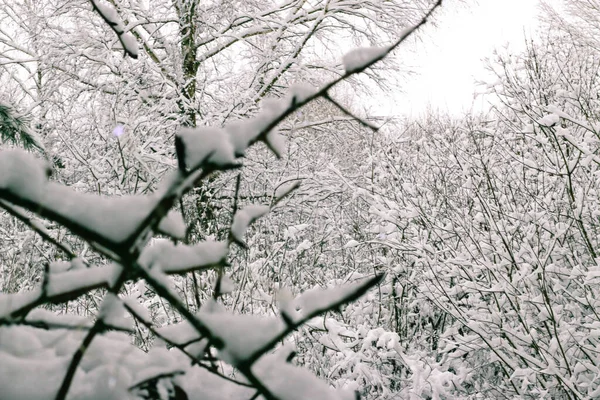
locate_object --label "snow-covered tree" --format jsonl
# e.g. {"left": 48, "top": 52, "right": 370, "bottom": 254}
{"left": 0, "top": 1, "right": 444, "bottom": 399}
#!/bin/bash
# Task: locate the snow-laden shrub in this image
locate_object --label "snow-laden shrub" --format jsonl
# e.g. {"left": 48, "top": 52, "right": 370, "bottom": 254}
{"left": 0, "top": 105, "right": 383, "bottom": 400}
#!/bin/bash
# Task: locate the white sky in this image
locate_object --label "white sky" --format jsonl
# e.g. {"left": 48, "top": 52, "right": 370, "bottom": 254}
{"left": 384, "top": 0, "right": 544, "bottom": 117}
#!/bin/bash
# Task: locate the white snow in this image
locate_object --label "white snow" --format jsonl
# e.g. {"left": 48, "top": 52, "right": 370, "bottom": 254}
{"left": 0, "top": 350, "right": 69, "bottom": 400}
{"left": 227, "top": 113, "right": 282, "bottom": 158}
{"left": 0, "top": 289, "right": 42, "bottom": 319}
{"left": 178, "top": 365, "right": 253, "bottom": 399}
{"left": 119, "top": 32, "right": 139, "bottom": 58}
{"left": 276, "top": 287, "right": 296, "bottom": 318}
{"left": 274, "top": 180, "right": 300, "bottom": 199}
{"left": 342, "top": 46, "right": 390, "bottom": 73}
{"left": 283, "top": 223, "right": 310, "bottom": 240}
{"left": 157, "top": 210, "right": 186, "bottom": 240}
{"left": 0, "top": 326, "right": 45, "bottom": 357}
{"left": 70, "top": 364, "right": 132, "bottom": 400}
{"left": 26, "top": 309, "right": 92, "bottom": 329}
{"left": 123, "top": 296, "right": 151, "bottom": 323}
{"left": 156, "top": 321, "right": 200, "bottom": 345}
{"left": 294, "top": 239, "right": 312, "bottom": 252}
{"left": 293, "top": 276, "right": 378, "bottom": 320}
{"left": 177, "top": 127, "right": 236, "bottom": 169}
{"left": 287, "top": 83, "right": 316, "bottom": 105}
{"left": 91, "top": 0, "right": 122, "bottom": 31}
{"left": 225, "top": 89, "right": 307, "bottom": 158}
{"left": 184, "top": 338, "right": 209, "bottom": 359}
{"left": 41, "top": 184, "right": 158, "bottom": 243}
{"left": 343, "top": 239, "right": 360, "bottom": 248}
{"left": 91, "top": 0, "right": 138, "bottom": 58}
{"left": 0, "top": 150, "right": 49, "bottom": 199}
{"left": 197, "top": 309, "right": 285, "bottom": 365}
{"left": 264, "top": 129, "right": 286, "bottom": 158}
{"left": 231, "top": 204, "right": 270, "bottom": 244}
{"left": 49, "top": 260, "right": 72, "bottom": 274}
{"left": 0, "top": 150, "right": 167, "bottom": 245}
{"left": 139, "top": 239, "right": 229, "bottom": 273}
{"left": 99, "top": 293, "right": 131, "bottom": 331}
{"left": 537, "top": 113, "right": 559, "bottom": 126}
{"left": 46, "top": 263, "right": 122, "bottom": 297}
{"left": 252, "top": 349, "right": 356, "bottom": 400}
{"left": 225, "top": 120, "right": 255, "bottom": 157}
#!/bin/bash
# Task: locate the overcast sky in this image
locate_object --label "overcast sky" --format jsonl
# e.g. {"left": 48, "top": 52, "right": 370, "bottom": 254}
{"left": 385, "top": 0, "right": 544, "bottom": 117}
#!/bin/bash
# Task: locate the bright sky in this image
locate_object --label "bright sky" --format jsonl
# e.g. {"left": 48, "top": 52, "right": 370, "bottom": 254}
{"left": 387, "top": 0, "right": 544, "bottom": 117}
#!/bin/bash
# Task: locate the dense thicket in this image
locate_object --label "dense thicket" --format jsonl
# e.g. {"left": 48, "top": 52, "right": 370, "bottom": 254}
{"left": 5, "top": 0, "right": 600, "bottom": 399}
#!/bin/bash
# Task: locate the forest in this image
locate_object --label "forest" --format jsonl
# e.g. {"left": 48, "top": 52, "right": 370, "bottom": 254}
{"left": 1, "top": 0, "right": 599, "bottom": 399}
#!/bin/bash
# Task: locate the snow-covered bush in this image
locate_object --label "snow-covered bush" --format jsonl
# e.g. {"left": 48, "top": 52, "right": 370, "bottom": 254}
{"left": 0, "top": 93, "right": 383, "bottom": 400}
{"left": 354, "top": 32, "right": 600, "bottom": 398}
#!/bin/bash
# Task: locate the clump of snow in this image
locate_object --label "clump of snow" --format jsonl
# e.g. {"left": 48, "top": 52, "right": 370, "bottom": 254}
{"left": 71, "top": 258, "right": 87, "bottom": 270}
{"left": 99, "top": 293, "right": 131, "bottom": 331}
{"left": 274, "top": 180, "right": 300, "bottom": 199}
{"left": 0, "top": 151, "right": 166, "bottom": 245}
{"left": 0, "top": 150, "right": 49, "bottom": 199}
{"left": 537, "top": 113, "right": 560, "bottom": 126}
{"left": 293, "top": 275, "right": 381, "bottom": 320}
{"left": 197, "top": 309, "right": 285, "bottom": 365}
{"left": 153, "top": 170, "right": 184, "bottom": 197}
{"left": 139, "top": 239, "right": 228, "bottom": 273}
{"left": 91, "top": 0, "right": 120, "bottom": 27}
{"left": 119, "top": 33, "right": 139, "bottom": 58}
{"left": 521, "top": 124, "right": 534, "bottom": 133}
{"left": 261, "top": 98, "right": 287, "bottom": 117}
{"left": 156, "top": 321, "right": 200, "bottom": 345}
{"left": 253, "top": 349, "right": 357, "bottom": 400}
{"left": 178, "top": 365, "right": 253, "bottom": 399}
{"left": 342, "top": 46, "right": 390, "bottom": 73}
{"left": 157, "top": 210, "right": 186, "bottom": 240}
{"left": 26, "top": 309, "right": 92, "bottom": 329}
{"left": 49, "top": 260, "right": 72, "bottom": 274}
{"left": 49, "top": 258, "right": 87, "bottom": 274}
{"left": 123, "top": 296, "right": 151, "bottom": 323}
{"left": 177, "top": 127, "right": 237, "bottom": 170}
{"left": 0, "top": 349, "right": 69, "bottom": 400}
{"left": 264, "top": 129, "right": 286, "bottom": 158}
{"left": 0, "top": 326, "right": 45, "bottom": 357}
{"left": 226, "top": 91, "right": 301, "bottom": 158}
{"left": 0, "top": 289, "right": 42, "bottom": 319}
{"left": 91, "top": 0, "right": 138, "bottom": 58}
{"left": 231, "top": 205, "right": 270, "bottom": 245}
{"left": 225, "top": 120, "right": 255, "bottom": 157}
{"left": 344, "top": 239, "right": 360, "bottom": 248}
{"left": 71, "top": 364, "right": 133, "bottom": 400}
{"left": 184, "top": 338, "right": 209, "bottom": 359}
{"left": 287, "top": 83, "right": 316, "bottom": 105}
{"left": 294, "top": 239, "right": 312, "bottom": 252}
{"left": 276, "top": 287, "right": 296, "bottom": 318}
{"left": 47, "top": 191, "right": 159, "bottom": 246}
{"left": 283, "top": 223, "right": 310, "bottom": 240}
{"left": 46, "top": 263, "right": 122, "bottom": 297}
